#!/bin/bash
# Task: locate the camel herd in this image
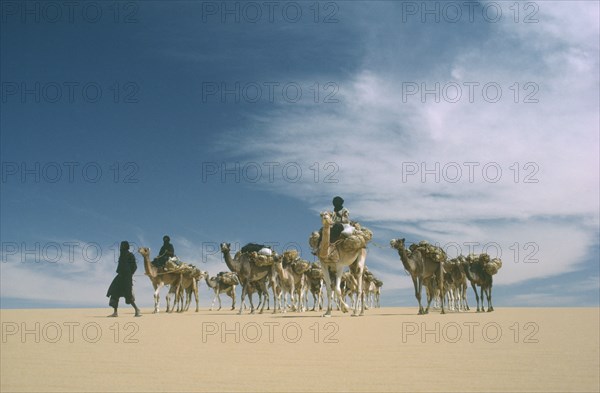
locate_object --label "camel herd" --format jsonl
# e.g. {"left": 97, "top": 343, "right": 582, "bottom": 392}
{"left": 137, "top": 212, "right": 501, "bottom": 316}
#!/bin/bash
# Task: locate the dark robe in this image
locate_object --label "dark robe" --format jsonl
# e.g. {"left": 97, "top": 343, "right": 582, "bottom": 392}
{"left": 152, "top": 242, "right": 174, "bottom": 268}
{"left": 106, "top": 250, "right": 137, "bottom": 307}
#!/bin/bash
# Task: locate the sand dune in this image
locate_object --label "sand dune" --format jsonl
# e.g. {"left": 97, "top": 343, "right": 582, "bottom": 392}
{"left": 1, "top": 307, "right": 598, "bottom": 392}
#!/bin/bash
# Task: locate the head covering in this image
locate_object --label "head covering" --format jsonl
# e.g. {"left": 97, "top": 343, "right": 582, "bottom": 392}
{"left": 120, "top": 241, "right": 130, "bottom": 252}
{"left": 332, "top": 196, "right": 344, "bottom": 211}
{"left": 163, "top": 235, "right": 170, "bottom": 242}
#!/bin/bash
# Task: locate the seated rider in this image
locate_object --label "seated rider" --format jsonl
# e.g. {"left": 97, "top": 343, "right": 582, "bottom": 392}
{"left": 330, "top": 196, "right": 349, "bottom": 241}
{"left": 315, "top": 196, "right": 350, "bottom": 253}
{"left": 152, "top": 235, "right": 175, "bottom": 269}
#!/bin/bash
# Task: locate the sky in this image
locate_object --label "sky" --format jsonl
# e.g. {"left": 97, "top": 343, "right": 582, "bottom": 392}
{"left": 1, "top": 0, "right": 598, "bottom": 309}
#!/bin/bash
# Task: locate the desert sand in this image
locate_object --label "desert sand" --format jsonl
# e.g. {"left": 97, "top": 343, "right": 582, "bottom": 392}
{"left": 1, "top": 307, "right": 598, "bottom": 392}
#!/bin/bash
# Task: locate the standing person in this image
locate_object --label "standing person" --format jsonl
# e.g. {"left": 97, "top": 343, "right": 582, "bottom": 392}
{"left": 107, "top": 241, "right": 141, "bottom": 317}
{"left": 152, "top": 235, "right": 175, "bottom": 268}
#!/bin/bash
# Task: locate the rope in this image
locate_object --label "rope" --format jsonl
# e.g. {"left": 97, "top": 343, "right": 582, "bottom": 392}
{"left": 369, "top": 241, "right": 391, "bottom": 250}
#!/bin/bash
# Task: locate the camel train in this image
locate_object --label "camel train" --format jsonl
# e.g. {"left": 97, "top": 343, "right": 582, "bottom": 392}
{"left": 135, "top": 209, "right": 501, "bottom": 316}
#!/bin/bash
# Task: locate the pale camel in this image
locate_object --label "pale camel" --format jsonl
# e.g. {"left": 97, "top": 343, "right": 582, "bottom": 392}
{"left": 373, "top": 278, "right": 383, "bottom": 308}
{"left": 139, "top": 247, "right": 185, "bottom": 313}
{"left": 283, "top": 252, "right": 310, "bottom": 312}
{"left": 168, "top": 267, "right": 208, "bottom": 312}
{"left": 317, "top": 212, "right": 367, "bottom": 317}
{"left": 271, "top": 255, "right": 297, "bottom": 313}
{"left": 390, "top": 238, "right": 445, "bottom": 314}
{"left": 362, "top": 267, "right": 377, "bottom": 309}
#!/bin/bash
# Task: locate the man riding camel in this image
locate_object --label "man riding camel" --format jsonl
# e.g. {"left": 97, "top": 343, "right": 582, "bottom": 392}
{"left": 152, "top": 235, "right": 175, "bottom": 269}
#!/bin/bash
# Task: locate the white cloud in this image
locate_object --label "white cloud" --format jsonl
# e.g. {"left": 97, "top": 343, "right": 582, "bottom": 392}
{"left": 225, "top": 2, "right": 599, "bottom": 290}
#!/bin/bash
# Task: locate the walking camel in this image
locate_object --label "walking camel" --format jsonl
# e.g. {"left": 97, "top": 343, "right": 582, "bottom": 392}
{"left": 139, "top": 247, "right": 186, "bottom": 313}
{"left": 317, "top": 211, "right": 367, "bottom": 317}
{"left": 220, "top": 242, "right": 272, "bottom": 314}
{"left": 390, "top": 238, "right": 445, "bottom": 314}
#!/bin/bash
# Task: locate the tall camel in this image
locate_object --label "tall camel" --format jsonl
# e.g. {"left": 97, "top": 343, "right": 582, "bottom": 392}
{"left": 220, "top": 242, "right": 271, "bottom": 314}
{"left": 390, "top": 238, "right": 445, "bottom": 314}
{"left": 317, "top": 211, "right": 366, "bottom": 317}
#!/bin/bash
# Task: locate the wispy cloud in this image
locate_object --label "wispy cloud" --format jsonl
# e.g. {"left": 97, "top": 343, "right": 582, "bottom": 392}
{"left": 223, "top": 1, "right": 599, "bottom": 290}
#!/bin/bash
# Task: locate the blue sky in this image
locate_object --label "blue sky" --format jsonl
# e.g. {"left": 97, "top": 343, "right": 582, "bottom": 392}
{"left": 1, "top": 1, "right": 598, "bottom": 309}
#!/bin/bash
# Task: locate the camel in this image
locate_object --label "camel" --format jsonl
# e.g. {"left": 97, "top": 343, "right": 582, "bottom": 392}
{"left": 304, "top": 263, "right": 324, "bottom": 311}
{"left": 282, "top": 252, "right": 310, "bottom": 312}
{"left": 271, "top": 256, "right": 297, "bottom": 313}
{"left": 390, "top": 238, "right": 445, "bottom": 314}
{"left": 317, "top": 211, "right": 367, "bottom": 317}
{"left": 139, "top": 247, "right": 188, "bottom": 313}
{"left": 205, "top": 272, "right": 238, "bottom": 311}
{"left": 373, "top": 278, "right": 383, "bottom": 308}
{"left": 447, "top": 258, "right": 469, "bottom": 311}
{"left": 168, "top": 267, "right": 208, "bottom": 312}
{"left": 341, "top": 272, "right": 359, "bottom": 309}
{"left": 362, "top": 268, "right": 377, "bottom": 309}
{"left": 220, "top": 242, "right": 271, "bottom": 314}
{"left": 463, "top": 255, "right": 495, "bottom": 312}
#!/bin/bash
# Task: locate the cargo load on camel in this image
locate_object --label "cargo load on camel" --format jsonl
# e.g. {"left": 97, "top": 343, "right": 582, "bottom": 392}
{"left": 217, "top": 271, "right": 239, "bottom": 286}
{"left": 309, "top": 221, "right": 372, "bottom": 255}
{"left": 282, "top": 250, "right": 311, "bottom": 275}
{"left": 408, "top": 240, "right": 447, "bottom": 263}
{"left": 236, "top": 243, "right": 276, "bottom": 267}
{"left": 465, "top": 253, "right": 503, "bottom": 275}
{"left": 163, "top": 257, "right": 197, "bottom": 274}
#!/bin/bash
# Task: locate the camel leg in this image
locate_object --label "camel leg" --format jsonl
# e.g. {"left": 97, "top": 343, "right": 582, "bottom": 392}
{"left": 479, "top": 285, "right": 485, "bottom": 312}
{"left": 413, "top": 276, "right": 424, "bottom": 315}
{"left": 471, "top": 283, "right": 480, "bottom": 311}
{"left": 230, "top": 287, "right": 236, "bottom": 310}
{"left": 247, "top": 284, "right": 257, "bottom": 314}
{"left": 238, "top": 283, "right": 247, "bottom": 315}
{"left": 258, "top": 280, "right": 269, "bottom": 314}
{"left": 321, "top": 266, "right": 333, "bottom": 317}
{"left": 334, "top": 266, "right": 350, "bottom": 313}
{"left": 487, "top": 284, "right": 494, "bottom": 312}
{"left": 153, "top": 284, "right": 161, "bottom": 313}
{"left": 425, "top": 283, "right": 434, "bottom": 314}
{"left": 357, "top": 273, "right": 365, "bottom": 317}
{"left": 209, "top": 289, "right": 217, "bottom": 311}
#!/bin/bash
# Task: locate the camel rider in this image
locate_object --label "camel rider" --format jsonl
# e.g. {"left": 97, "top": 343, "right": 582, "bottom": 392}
{"left": 152, "top": 235, "right": 175, "bottom": 269}
{"left": 315, "top": 196, "right": 350, "bottom": 252}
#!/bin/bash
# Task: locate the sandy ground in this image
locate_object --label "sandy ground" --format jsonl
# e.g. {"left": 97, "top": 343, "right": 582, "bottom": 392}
{"left": 1, "top": 307, "right": 598, "bottom": 392}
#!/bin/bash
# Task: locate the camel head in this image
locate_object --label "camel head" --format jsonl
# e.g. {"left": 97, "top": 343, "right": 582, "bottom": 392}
{"left": 320, "top": 211, "right": 333, "bottom": 227}
{"left": 220, "top": 243, "right": 231, "bottom": 253}
{"left": 138, "top": 247, "right": 150, "bottom": 258}
{"left": 193, "top": 269, "right": 209, "bottom": 280}
{"left": 272, "top": 254, "right": 283, "bottom": 267}
{"left": 390, "top": 238, "right": 405, "bottom": 250}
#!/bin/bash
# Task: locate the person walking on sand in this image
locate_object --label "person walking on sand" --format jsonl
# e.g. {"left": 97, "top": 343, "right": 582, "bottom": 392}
{"left": 107, "top": 241, "right": 141, "bottom": 317}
